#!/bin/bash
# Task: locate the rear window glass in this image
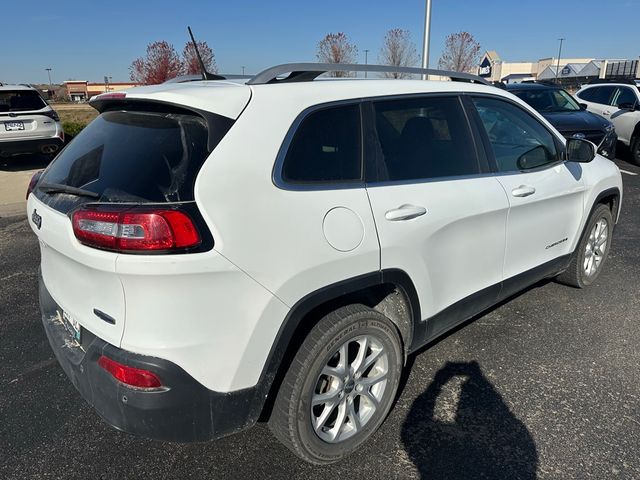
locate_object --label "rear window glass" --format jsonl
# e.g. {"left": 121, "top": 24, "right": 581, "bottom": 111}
{"left": 41, "top": 110, "right": 223, "bottom": 203}
{"left": 0, "top": 90, "right": 46, "bottom": 112}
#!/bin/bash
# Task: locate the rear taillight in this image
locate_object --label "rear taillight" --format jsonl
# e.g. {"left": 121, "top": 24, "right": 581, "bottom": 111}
{"left": 42, "top": 110, "right": 60, "bottom": 121}
{"left": 98, "top": 355, "right": 162, "bottom": 389}
{"left": 72, "top": 207, "right": 201, "bottom": 252}
{"left": 26, "top": 170, "right": 44, "bottom": 199}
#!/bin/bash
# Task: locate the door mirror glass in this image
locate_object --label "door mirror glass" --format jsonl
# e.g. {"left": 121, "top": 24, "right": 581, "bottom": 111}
{"left": 579, "top": 103, "right": 588, "bottom": 110}
{"left": 566, "top": 138, "right": 596, "bottom": 163}
{"left": 516, "top": 145, "right": 552, "bottom": 170}
{"left": 617, "top": 102, "right": 637, "bottom": 111}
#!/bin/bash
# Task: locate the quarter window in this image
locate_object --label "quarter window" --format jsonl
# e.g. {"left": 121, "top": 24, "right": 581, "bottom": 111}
{"left": 372, "top": 96, "right": 480, "bottom": 181}
{"left": 281, "top": 104, "right": 361, "bottom": 184}
{"left": 472, "top": 97, "right": 560, "bottom": 172}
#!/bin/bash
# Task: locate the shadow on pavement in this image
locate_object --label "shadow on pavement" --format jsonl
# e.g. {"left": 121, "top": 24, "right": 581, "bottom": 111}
{"left": 0, "top": 153, "right": 51, "bottom": 172}
{"left": 401, "top": 361, "right": 538, "bottom": 479}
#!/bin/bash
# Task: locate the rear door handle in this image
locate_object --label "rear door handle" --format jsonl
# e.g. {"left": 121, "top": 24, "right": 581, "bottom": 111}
{"left": 511, "top": 185, "right": 536, "bottom": 198}
{"left": 385, "top": 204, "right": 427, "bottom": 221}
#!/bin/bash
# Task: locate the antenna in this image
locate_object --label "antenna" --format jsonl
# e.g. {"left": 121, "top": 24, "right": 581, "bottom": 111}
{"left": 187, "top": 26, "right": 224, "bottom": 81}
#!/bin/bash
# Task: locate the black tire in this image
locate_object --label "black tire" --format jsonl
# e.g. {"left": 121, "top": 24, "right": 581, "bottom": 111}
{"left": 631, "top": 135, "right": 640, "bottom": 166}
{"left": 556, "top": 204, "right": 613, "bottom": 288}
{"left": 269, "top": 304, "right": 403, "bottom": 464}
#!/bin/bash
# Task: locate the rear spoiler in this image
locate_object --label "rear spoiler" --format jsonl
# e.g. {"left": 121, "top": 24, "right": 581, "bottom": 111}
{"left": 89, "top": 93, "right": 233, "bottom": 152}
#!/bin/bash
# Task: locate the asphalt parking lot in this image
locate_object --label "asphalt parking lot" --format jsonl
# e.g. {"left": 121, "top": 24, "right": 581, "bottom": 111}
{"left": 1, "top": 154, "right": 639, "bottom": 479}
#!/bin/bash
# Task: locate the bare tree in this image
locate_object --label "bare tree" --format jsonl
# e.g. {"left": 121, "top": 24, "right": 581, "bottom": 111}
{"left": 437, "top": 32, "right": 481, "bottom": 73}
{"left": 378, "top": 28, "right": 419, "bottom": 78}
{"left": 183, "top": 41, "right": 218, "bottom": 75}
{"left": 130, "top": 41, "right": 184, "bottom": 85}
{"left": 316, "top": 32, "right": 358, "bottom": 77}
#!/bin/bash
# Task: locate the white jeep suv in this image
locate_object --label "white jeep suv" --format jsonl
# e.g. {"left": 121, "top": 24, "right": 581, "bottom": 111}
{"left": 575, "top": 80, "right": 640, "bottom": 164}
{"left": 0, "top": 84, "right": 64, "bottom": 159}
{"left": 27, "top": 64, "right": 622, "bottom": 464}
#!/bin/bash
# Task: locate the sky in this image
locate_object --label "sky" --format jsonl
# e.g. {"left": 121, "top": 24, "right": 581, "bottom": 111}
{"left": 1, "top": 0, "right": 639, "bottom": 84}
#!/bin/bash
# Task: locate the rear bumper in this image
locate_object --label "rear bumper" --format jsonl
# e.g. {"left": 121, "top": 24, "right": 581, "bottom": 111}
{"left": 39, "top": 272, "right": 262, "bottom": 442}
{"left": 0, "top": 136, "right": 64, "bottom": 156}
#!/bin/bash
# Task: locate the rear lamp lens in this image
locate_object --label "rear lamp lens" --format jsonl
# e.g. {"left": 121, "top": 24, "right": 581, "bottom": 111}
{"left": 98, "top": 355, "right": 163, "bottom": 389}
{"left": 72, "top": 207, "right": 201, "bottom": 252}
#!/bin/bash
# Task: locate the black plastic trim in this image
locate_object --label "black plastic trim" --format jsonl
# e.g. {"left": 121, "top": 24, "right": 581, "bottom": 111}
{"left": 39, "top": 273, "right": 259, "bottom": 442}
{"left": 422, "top": 254, "right": 572, "bottom": 345}
{"left": 0, "top": 136, "right": 64, "bottom": 156}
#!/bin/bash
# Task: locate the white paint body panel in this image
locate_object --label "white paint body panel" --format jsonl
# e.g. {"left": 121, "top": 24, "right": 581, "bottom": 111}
{"left": 28, "top": 78, "right": 624, "bottom": 394}
{"left": 366, "top": 177, "right": 509, "bottom": 319}
{"left": 576, "top": 84, "right": 640, "bottom": 146}
{"left": 495, "top": 162, "right": 585, "bottom": 279}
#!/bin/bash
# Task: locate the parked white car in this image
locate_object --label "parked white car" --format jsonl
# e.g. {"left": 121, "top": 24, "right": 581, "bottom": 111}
{"left": 27, "top": 63, "right": 622, "bottom": 464}
{"left": 0, "top": 84, "right": 64, "bottom": 159}
{"left": 575, "top": 80, "right": 640, "bottom": 164}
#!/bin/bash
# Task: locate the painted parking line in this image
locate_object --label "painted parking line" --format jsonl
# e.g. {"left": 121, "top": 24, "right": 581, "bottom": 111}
{"left": 620, "top": 169, "right": 638, "bottom": 176}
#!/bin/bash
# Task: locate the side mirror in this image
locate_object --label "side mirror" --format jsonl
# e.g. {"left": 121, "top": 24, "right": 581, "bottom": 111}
{"left": 579, "top": 103, "right": 588, "bottom": 110}
{"left": 516, "top": 145, "right": 551, "bottom": 170}
{"left": 566, "top": 138, "right": 596, "bottom": 163}
{"left": 617, "top": 102, "right": 638, "bottom": 111}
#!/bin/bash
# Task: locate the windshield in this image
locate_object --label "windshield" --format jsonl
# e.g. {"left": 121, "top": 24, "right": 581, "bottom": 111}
{"left": 39, "top": 109, "right": 228, "bottom": 205}
{"left": 0, "top": 90, "right": 47, "bottom": 112}
{"left": 513, "top": 88, "right": 581, "bottom": 113}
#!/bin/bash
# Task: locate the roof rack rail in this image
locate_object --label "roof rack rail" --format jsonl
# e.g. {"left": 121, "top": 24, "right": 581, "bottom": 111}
{"left": 164, "top": 73, "right": 251, "bottom": 84}
{"left": 587, "top": 78, "right": 638, "bottom": 85}
{"left": 247, "top": 63, "right": 490, "bottom": 86}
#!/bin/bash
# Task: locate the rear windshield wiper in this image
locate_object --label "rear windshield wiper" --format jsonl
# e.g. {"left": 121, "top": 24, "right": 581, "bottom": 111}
{"left": 38, "top": 182, "right": 101, "bottom": 199}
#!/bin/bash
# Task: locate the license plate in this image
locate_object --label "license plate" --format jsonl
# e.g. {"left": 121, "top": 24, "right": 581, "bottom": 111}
{"left": 4, "top": 121, "right": 24, "bottom": 131}
{"left": 62, "top": 311, "right": 82, "bottom": 342}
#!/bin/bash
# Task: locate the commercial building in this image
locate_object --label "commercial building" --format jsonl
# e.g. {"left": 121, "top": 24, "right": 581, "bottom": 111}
{"left": 64, "top": 80, "right": 139, "bottom": 102}
{"left": 477, "top": 51, "right": 640, "bottom": 88}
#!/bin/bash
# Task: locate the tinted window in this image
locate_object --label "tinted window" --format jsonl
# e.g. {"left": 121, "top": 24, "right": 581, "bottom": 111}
{"left": 40, "top": 110, "right": 220, "bottom": 203}
{"left": 0, "top": 90, "right": 46, "bottom": 112}
{"left": 613, "top": 87, "right": 637, "bottom": 107}
{"left": 372, "top": 96, "right": 479, "bottom": 181}
{"left": 282, "top": 104, "right": 361, "bottom": 183}
{"left": 577, "top": 86, "right": 614, "bottom": 105}
{"left": 512, "top": 89, "right": 580, "bottom": 112}
{"left": 472, "top": 97, "right": 560, "bottom": 172}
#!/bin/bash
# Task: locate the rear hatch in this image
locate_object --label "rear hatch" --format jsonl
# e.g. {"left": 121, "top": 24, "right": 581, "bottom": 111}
{"left": 28, "top": 83, "right": 250, "bottom": 346}
{"left": 0, "top": 89, "right": 57, "bottom": 140}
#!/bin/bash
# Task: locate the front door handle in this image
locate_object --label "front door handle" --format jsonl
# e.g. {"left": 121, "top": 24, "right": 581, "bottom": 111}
{"left": 602, "top": 110, "right": 612, "bottom": 116}
{"left": 511, "top": 185, "right": 536, "bottom": 198}
{"left": 385, "top": 204, "right": 427, "bottom": 221}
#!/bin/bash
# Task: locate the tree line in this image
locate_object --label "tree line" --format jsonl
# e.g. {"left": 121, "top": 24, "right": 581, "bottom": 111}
{"left": 130, "top": 30, "right": 481, "bottom": 85}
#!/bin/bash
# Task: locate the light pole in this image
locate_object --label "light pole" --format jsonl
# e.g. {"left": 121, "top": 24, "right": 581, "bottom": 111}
{"left": 555, "top": 38, "right": 565, "bottom": 84}
{"left": 364, "top": 49, "right": 369, "bottom": 78}
{"left": 421, "top": 0, "right": 433, "bottom": 80}
{"left": 45, "top": 67, "right": 53, "bottom": 91}
{"left": 242, "top": 66, "right": 245, "bottom": 76}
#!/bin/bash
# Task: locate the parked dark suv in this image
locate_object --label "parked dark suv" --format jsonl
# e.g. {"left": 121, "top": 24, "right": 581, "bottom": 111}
{"left": 505, "top": 83, "right": 617, "bottom": 158}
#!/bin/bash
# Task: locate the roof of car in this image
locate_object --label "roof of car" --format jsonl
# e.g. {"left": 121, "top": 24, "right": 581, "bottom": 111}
{"left": 504, "top": 83, "right": 561, "bottom": 91}
{"left": 91, "top": 76, "right": 510, "bottom": 121}
{"left": 0, "top": 84, "right": 38, "bottom": 92}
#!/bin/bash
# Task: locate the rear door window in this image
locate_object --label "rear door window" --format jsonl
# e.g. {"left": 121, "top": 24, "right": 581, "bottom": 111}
{"left": 577, "top": 86, "right": 614, "bottom": 105}
{"left": 371, "top": 95, "right": 480, "bottom": 181}
{"left": 0, "top": 90, "right": 46, "bottom": 112}
{"left": 40, "top": 109, "right": 230, "bottom": 205}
